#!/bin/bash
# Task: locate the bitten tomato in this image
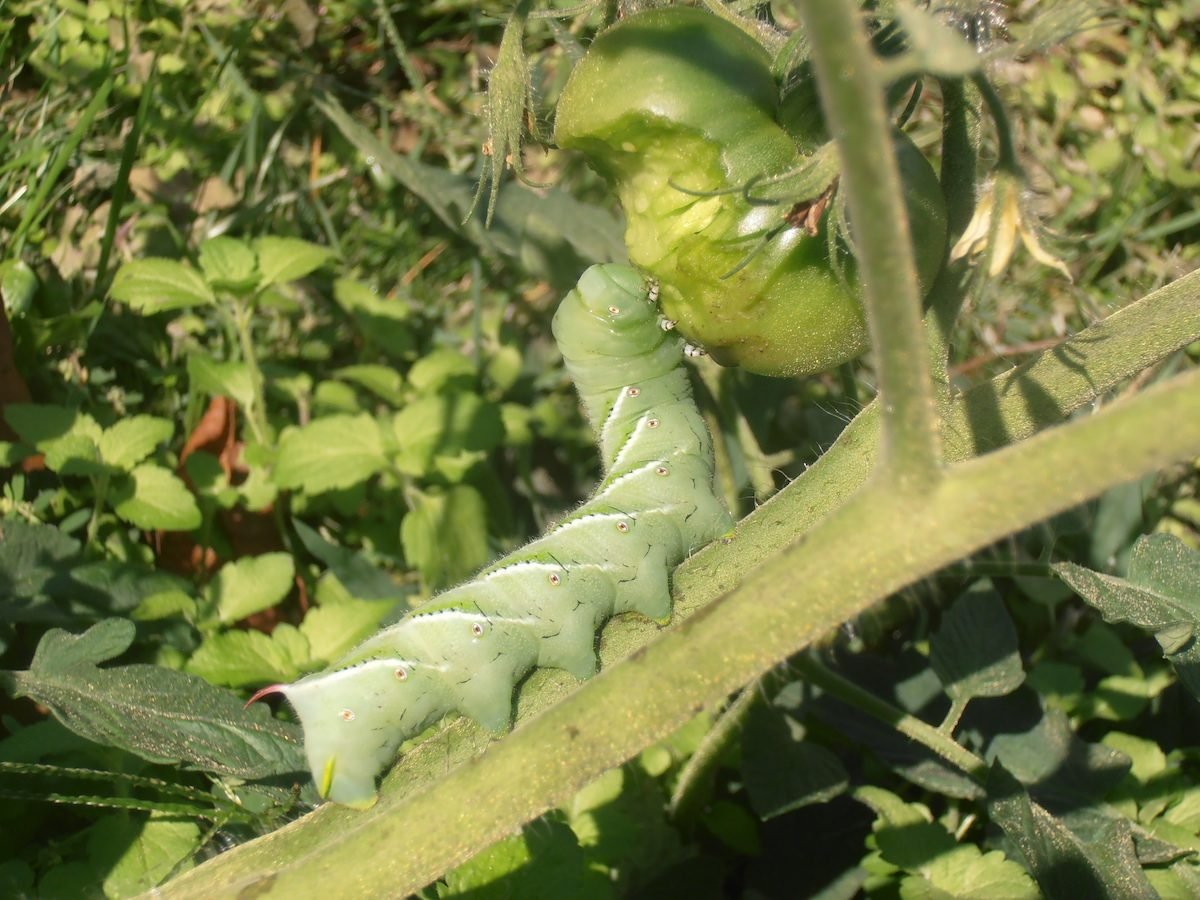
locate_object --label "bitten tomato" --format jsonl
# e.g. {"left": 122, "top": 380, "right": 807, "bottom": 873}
{"left": 555, "top": 7, "right": 947, "bottom": 377}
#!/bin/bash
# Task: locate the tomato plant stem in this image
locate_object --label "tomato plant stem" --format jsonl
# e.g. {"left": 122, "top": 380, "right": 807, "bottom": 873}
{"left": 795, "top": 0, "right": 943, "bottom": 491}
{"left": 794, "top": 653, "right": 987, "bottom": 783}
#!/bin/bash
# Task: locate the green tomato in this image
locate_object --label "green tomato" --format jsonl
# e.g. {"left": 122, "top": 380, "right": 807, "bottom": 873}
{"left": 555, "top": 7, "right": 947, "bottom": 377}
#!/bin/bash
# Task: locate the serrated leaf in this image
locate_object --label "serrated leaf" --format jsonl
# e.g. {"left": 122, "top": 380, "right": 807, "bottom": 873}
{"left": 110, "top": 259, "right": 215, "bottom": 313}
{"left": 199, "top": 236, "right": 258, "bottom": 289}
{"left": 42, "top": 432, "right": 107, "bottom": 476}
{"left": 291, "top": 519, "right": 409, "bottom": 602}
{"left": 742, "top": 701, "right": 848, "bottom": 819}
{"left": 857, "top": 785, "right": 1039, "bottom": 900}
{"left": 5, "top": 404, "right": 104, "bottom": 470}
{"left": 7, "top": 619, "right": 303, "bottom": 777}
{"left": 987, "top": 762, "right": 1156, "bottom": 899}
{"left": 299, "top": 601, "right": 392, "bottom": 666}
{"left": 0, "top": 519, "right": 81, "bottom": 603}
{"left": 330, "top": 278, "right": 415, "bottom": 359}
{"left": 391, "top": 393, "right": 503, "bottom": 478}
{"left": 930, "top": 586, "right": 1025, "bottom": 704}
{"left": 110, "top": 465, "right": 202, "bottom": 531}
{"left": 132, "top": 589, "right": 198, "bottom": 622}
{"left": 333, "top": 364, "right": 406, "bottom": 405}
{"left": 92, "top": 813, "right": 200, "bottom": 898}
{"left": 185, "top": 626, "right": 310, "bottom": 688}
{"left": 187, "top": 353, "right": 256, "bottom": 410}
{"left": 273, "top": 414, "right": 388, "bottom": 494}
{"left": 207, "top": 552, "right": 295, "bottom": 624}
{"left": 407, "top": 349, "right": 476, "bottom": 395}
{"left": 401, "top": 485, "right": 490, "bottom": 590}
{"left": 28, "top": 618, "right": 136, "bottom": 669}
{"left": 253, "top": 237, "right": 334, "bottom": 288}
{"left": 1055, "top": 534, "right": 1200, "bottom": 699}
{"left": 984, "top": 693, "right": 1129, "bottom": 809}
{"left": 98, "top": 415, "right": 174, "bottom": 470}
{"left": 441, "top": 813, "right": 613, "bottom": 899}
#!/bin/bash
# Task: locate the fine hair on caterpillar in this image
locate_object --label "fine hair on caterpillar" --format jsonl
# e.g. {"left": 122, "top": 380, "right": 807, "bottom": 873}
{"left": 252, "top": 264, "right": 731, "bottom": 808}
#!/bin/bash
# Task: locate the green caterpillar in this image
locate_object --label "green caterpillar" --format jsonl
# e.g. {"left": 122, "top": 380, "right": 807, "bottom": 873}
{"left": 254, "top": 264, "right": 731, "bottom": 808}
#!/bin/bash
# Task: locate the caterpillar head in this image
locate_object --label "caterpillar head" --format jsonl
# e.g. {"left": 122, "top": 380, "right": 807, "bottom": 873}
{"left": 250, "top": 658, "right": 445, "bottom": 808}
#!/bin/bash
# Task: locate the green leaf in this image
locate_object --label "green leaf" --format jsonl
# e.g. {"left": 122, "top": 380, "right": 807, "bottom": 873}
{"left": 298, "top": 601, "right": 392, "bottom": 666}
{"left": 0, "top": 258, "right": 38, "bottom": 315}
{"left": 273, "top": 414, "right": 388, "bottom": 494}
{"left": 291, "top": 519, "right": 409, "bottom": 602}
{"left": 565, "top": 766, "right": 683, "bottom": 882}
{"left": 199, "top": 236, "right": 258, "bottom": 289}
{"left": 109, "top": 259, "right": 215, "bottom": 313}
{"left": 6, "top": 620, "right": 304, "bottom": 777}
{"left": 253, "top": 236, "right": 334, "bottom": 288}
{"left": 110, "top": 465, "right": 202, "bottom": 531}
{"left": 930, "top": 586, "right": 1025, "bottom": 704}
{"left": 5, "top": 404, "right": 106, "bottom": 476}
{"left": 742, "top": 701, "right": 848, "bottom": 819}
{"left": 334, "top": 364, "right": 406, "bottom": 405}
{"left": 401, "top": 485, "right": 490, "bottom": 590}
{"left": 986, "top": 696, "right": 1129, "bottom": 808}
{"left": 986, "top": 763, "right": 1155, "bottom": 899}
{"left": 856, "top": 785, "right": 1039, "bottom": 899}
{"left": 331, "top": 278, "right": 415, "bottom": 359}
{"left": 391, "top": 393, "right": 503, "bottom": 478}
{"left": 1055, "top": 534, "right": 1200, "bottom": 698}
{"left": 98, "top": 415, "right": 174, "bottom": 470}
{"left": 0, "top": 518, "right": 81, "bottom": 603}
{"left": 187, "top": 353, "right": 257, "bottom": 410}
{"left": 91, "top": 813, "right": 200, "bottom": 898}
{"left": 29, "top": 617, "right": 136, "bottom": 669}
{"left": 42, "top": 432, "right": 107, "bottom": 476}
{"left": 132, "top": 589, "right": 198, "bottom": 622}
{"left": 185, "top": 625, "right": 310, "bottom": 688}
{"left": 407, "top": 349, "right": 476, "bottom": 395}
{"left": 440, "top": 813, "right": 614, "bottom": 899}
{"left": 317, "top": 95, "right": 625, "bottom": 290}
{"left": 207, "top": 552, "right": 295, "bottom": 624}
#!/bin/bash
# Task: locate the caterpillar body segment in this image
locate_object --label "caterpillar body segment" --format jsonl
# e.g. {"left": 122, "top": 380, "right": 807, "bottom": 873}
{"left": 267, "top": 264, "right": 732, "bottom": 807}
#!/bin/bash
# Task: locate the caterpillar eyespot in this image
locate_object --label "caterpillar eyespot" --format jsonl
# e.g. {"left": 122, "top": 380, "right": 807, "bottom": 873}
{"left": 608, "top": 305, "right": 621, "bottom": 315}
{"left": 264, "top": 264, "right": 732, "bottom": 807}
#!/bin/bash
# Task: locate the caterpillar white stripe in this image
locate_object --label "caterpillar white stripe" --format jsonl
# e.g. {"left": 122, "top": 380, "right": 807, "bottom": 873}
{"left": 252, "top": 264, "right": 732, "bottom": 807}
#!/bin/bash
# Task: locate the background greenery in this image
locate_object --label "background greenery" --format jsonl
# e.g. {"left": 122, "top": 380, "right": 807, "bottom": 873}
{"left": 0, "top": 0, "right": 1197, "bottom": 897}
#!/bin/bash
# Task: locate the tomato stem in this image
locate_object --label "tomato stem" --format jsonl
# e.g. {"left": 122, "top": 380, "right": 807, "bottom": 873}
{"left": 796, "top": 0, "right": 943, "bottom": 490}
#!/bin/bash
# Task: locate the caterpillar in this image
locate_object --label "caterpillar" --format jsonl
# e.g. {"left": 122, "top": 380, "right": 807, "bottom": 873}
{"left": 254, "top": 264, "right": 732, "bottom": 808}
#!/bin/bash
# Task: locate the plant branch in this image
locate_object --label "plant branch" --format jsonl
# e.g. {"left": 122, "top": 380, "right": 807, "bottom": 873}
{"left": 154, "top": 366, "right": 1200, "bottom": 899}
{"left": 793, "top": 653, "right": 986, "bottom": 783}
{"left": 795, "top": 0, "right": 942, "bottom": 488}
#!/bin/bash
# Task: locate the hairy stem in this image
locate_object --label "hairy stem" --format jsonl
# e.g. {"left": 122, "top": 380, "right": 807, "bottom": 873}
{"left": 796, "top": 0, "right": 942, "bottom": 488}
{"left": 794, "top": 654, "right": 986, "bottom": 782}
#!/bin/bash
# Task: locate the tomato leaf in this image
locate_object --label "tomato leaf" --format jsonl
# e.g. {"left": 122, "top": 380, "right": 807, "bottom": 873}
{"left": 3, "top": 619, "right": 305, "bottom": 778}
{"left": 110, "top": 259, "right": 216, "bottom": 313}
{"left": 110, "top": 465, "right": 202, "bottom": 531}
